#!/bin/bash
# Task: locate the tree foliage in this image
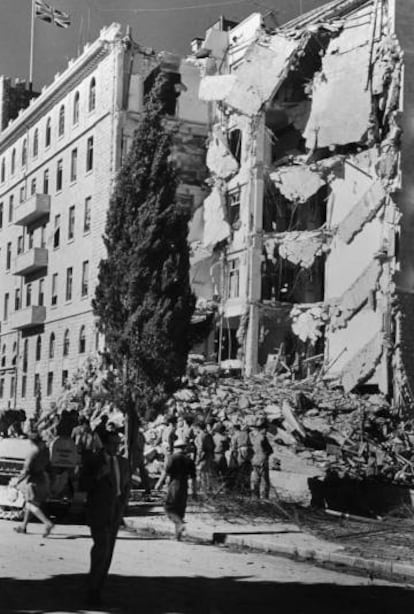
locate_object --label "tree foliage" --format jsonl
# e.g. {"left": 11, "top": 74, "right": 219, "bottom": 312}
{"left": 93, "top": 72, "right": 195, "bottom": 419}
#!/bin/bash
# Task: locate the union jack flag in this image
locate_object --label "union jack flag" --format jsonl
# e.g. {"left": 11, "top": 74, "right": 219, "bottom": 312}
{"left": 35, "top": 0, "right": 71, "bottom": 29}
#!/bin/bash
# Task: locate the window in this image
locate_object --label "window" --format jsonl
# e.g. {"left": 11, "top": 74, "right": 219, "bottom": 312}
{"left": 89, "top": 77, "right": 96, "bottom": 111}
{"left": 38, "top": 279, "right": 44, "bottom": 306}
{"left": 34, "top": 373, "right": 41, "bottom": 397}
{"left": 53, "top": 214, "right": 60, "bottom": 248}
{"left": 61, "top": 370, "right": 69, "bottom": 388}
{"left": 228, "top": 258, "right": 240, "bottom": 299}
{"left": 45, "top": 117, "right": 51, "bottom": 147}
{"left": 10, "top": 376, "right": 15, "bottom": 399}
{"left": 11, "top": 342, "right": 17, "bottom": 366}
{"left": 1, "top": 158, "right": 5, "bottom": 183}
{"left": 19, "top": 185, "right": 25, "bottom": 203}
{"left": 49, "top": 332, "right": 55, "bottom": 359}
{"left": 66, "top": 267, "right": 73, "bottom": 301}
{"left": 6, "top": 242, "right": 11, "bottom": 270}
{"left": 56, "top": 158, "right": 63, "bottom": 191}
{"left": 31, "top": 177, "right": 36, "bottom": 195}
{"left": 22, "top": 139, "right": 27, "bottom": 167}
{"left": 26, "top": 283, "right": 32, "bottom": 307}
{"left": 43, "top": 168, "right": 49, "bottom": 194}
{"left": 14, "top": 288, "right": 21, "bottom": 311}
{"left": 11, "top": 148, "right": 16, "bottom": 174}
{"left": 36, "top": 335, "right": 41, "bottom": 361}
{"left": 8, "top": 195, "right": 13, "bottom": 222}
{"left": 21, "top": 375, "right": 27, "bottom": 398}
{"left": 1, "top": 345, "right": 5, "bottom": 367}
{"left": 68, "top": 205, "right": 75, "bottom": 240}
{"left": 79, "top": 326, "right": 86, "bottom": 354}
{"left": 47, "top": 371, "right": 54, "bottom": 396}
{"left": 86, "top": 136, "right": 94, "bottom": 172}
{"left": 4, "top": 293, "right": 9, "bottom": 320}
{"left": 28, "top": 230, "right": 34, "bottom": 249}
{"left": 63, "top": 329, "right": 70, "bottom": 356}
{"left": 81, "top": 260, "right": 89, "bottom": 297}
{"left": 33, "top": 128, "right": 39, "bottom": 157}
{"left": 17, "top": 235, "right": 24, "bottom": 255}
{"left": 228, "top": 129, "right": 242, "bottom": 164}
{"left": 40, "top": 225, "right": 46, "bottom": 248}
{"left": 227, "top": 189, "right": 241, "bottom": 229}
{"left": 51, "top": 273, "right": 58, "bottom": 305}
{"left": 0, "top": 378, "right": 4, "bottom": 399}
{"left": 73, "top": 91, "right": 80, "bottom": 124}
{"left": 23, "top": 339, "right": 28, "bottom": 373}
{"left": 0, "top": 203, "right": 3, "bottom": 229}
{"left": 70, "top": 148, "right": 77, "bottom": 182}
{"left": 58, "top": 105, "right": 65, "bottom": 137}
{"left": 83, "top": 196, "right": 91, "bottom": 233}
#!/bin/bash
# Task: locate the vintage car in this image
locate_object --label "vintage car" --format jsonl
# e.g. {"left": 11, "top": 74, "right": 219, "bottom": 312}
{"left": 0, "top": 436, "right": 79, "bottom": 520}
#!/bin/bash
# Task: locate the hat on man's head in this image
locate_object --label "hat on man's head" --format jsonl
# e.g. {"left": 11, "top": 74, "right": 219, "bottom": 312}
{"left": 173, "top": 438, "right": 186, "bottom": 449}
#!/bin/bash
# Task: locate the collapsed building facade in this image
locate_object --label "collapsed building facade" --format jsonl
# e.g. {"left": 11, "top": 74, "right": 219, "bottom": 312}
{"left": 189, "top": 0, "right": 414, "bottom": 407}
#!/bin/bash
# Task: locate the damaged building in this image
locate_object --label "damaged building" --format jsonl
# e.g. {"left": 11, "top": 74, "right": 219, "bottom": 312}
{"left": 189, "top": 0, "right": 414, "bottom": 406}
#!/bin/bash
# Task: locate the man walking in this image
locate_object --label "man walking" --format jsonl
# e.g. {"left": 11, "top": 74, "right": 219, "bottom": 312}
{"left": 80, "top": 430, "right": 130, "bottom": 607}
{"left": 164, "top": 439, "right": 197, "bottom": 540}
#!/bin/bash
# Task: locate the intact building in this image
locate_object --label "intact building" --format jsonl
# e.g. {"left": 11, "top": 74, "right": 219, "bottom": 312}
{"left": 190, "top": 0, "right": 414, "bottom": 407}
{"left": 0, "top": 23, "right": 208, "bottom": 413}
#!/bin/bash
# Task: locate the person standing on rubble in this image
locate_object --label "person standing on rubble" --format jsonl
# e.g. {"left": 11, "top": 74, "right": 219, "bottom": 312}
{"left": 154, "top": 416, "right": 177, "bottom": 490}
{"left": 212, "top": 422, "right": 230, "bottom": 482}
{"left": 250, "top": 420, "right": 273, "bottom": 499}
{"left": 194, "top": 420, "right": 215, "bottom": 493}
{"left": 164, "top": 439, "right": 197, "bottom": 540}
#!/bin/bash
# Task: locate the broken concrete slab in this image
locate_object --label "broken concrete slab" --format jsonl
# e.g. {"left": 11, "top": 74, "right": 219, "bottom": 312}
{"left": 270, "top": 164, "right": 327, "bottom": 203}
{"left": 304, "top": 16, "right": 373, "bottom": 148}
{"left": 341, "top": 331, "right": 383, "bottom": 393}
{"left": 202, "top": 186, "right": 231, "bottom": 249}
{"left": 206, "top": 124, "right": 239, "bottom": 179}
{"left": 291, "top": 305, "right": 328, "bottom": 344}
{"left": 199, "top": 74, "right": 236, "bottom": 102}
{"left": 276, "top": 231, "right": 327, "bottom": 268}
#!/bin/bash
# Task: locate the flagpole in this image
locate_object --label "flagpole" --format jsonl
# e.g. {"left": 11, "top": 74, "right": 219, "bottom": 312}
{"left": 29, "top": 0, "right": 35, "bottom": 88}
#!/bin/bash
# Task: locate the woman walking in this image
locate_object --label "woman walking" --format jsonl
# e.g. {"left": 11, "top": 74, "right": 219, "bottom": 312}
{"left": 164, "top": 439, "right": 197, "bottom": 540}
{"left": 13, "top": 431, "right": 54, "bottom": 537}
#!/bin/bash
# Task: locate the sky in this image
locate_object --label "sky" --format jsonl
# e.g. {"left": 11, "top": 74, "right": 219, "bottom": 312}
{"left": 0, "top": 0, "right": 332, "bottom": 91}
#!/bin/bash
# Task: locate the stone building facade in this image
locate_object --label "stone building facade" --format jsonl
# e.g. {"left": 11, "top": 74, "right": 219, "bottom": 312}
{"left": 0, "top": 23, "right": 208, "bottom": 413}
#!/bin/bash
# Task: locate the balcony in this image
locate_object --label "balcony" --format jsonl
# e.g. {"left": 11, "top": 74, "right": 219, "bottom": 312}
{"left": 14, "top": 247, "right": 48, "bottom": 276}
{"left": 15, "top": 194, "right": 50, "bottom": 226}
{"left": 12, "top": 306, "right": 46, "bottom": 330}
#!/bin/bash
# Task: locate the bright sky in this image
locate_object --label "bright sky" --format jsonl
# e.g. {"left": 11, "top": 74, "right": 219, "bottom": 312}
{"left": 0, "top": 0, "right": 331, "bottom": 90}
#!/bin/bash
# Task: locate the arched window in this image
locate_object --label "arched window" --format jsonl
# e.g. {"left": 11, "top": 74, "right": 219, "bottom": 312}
{"left": 49, "top": 332, "right": 55, "bottom": 359}
{"left": 45, "top": 117, "right": 51, "bottom": 147}
{"left": 63, "top": 329, "right": 70, "bottom": 356}
{"left": 88, "top": 78, "right": 96, "bottom": 112}
{"left": 36, "top": 335, "right": 41, "bottom": 361}
{"left": 11, "top": 148, "right": 16, "bottom": 174}
{"left": 1, "top": 344, "right": 6, "bottom": 368}
{"left": 1, "top": 158, "right": 5, "bottom": 183}
{"left": 73, "top": 91, "right": 80, "bottom": 125}
{"left": 58, "top": 105, "right": 65, "bottom": 137}
{"left": 79, "top": 326, "right": 86, "bottom": 354}
{"left": 33, "top": 128, "right": 39, "bottom": 157}
{"left": 23, "top": 340, "right": 28, "bottom": 373}
{"left": 22, "top": 139, "right": 27, "bottom": 167}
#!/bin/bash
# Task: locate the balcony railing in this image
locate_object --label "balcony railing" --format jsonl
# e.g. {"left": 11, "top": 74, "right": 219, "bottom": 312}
{"left": 15, "top": 193, "right": 50, "bottom": 226}
{"left": 14, "top": 247, "right": 48, "bottom": 276}
{"left": 12, "top": 306, "right": 46, "bottom": 330}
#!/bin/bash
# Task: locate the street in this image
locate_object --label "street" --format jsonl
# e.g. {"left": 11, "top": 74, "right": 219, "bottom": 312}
{"left": 0, "top": 519, "right": 413, "bottom": 614}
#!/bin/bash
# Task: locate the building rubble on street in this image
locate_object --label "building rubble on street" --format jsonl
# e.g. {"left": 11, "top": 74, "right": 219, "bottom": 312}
{"left": 188, "top": 0, "right": 414, "bottom": 420}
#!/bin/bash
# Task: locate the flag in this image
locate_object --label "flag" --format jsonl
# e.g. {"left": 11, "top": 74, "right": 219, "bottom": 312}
{"left": 35, "top": 0, "right": 71, "bottom": 29}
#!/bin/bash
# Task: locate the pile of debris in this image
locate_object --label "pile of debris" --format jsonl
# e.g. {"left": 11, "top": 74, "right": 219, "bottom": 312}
{"left": 164, "top": 355, "right": 414, "bottom": 487}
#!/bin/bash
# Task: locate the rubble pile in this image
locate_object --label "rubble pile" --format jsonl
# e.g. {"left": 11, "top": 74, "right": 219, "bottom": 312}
{"left": 163, "top": 356, "right": 414, "bottom": 487}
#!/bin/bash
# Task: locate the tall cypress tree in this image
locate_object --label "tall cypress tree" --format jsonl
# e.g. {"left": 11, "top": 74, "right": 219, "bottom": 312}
{"left": 93, "top": 72, "right": 195, "bottom": 420}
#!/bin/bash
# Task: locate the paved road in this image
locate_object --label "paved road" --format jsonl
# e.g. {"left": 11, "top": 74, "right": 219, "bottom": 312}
{"left": 0, "top": 519, "right": 413, "bottom": 613}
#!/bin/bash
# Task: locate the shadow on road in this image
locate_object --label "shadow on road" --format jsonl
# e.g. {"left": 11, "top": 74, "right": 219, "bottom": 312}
{"left": 1, "top": 572, "right": 413, "bottom": 613}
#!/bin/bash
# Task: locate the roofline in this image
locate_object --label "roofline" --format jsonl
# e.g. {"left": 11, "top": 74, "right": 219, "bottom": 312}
{"left": 282, "top": 0, "right": 372, "bottom": 30}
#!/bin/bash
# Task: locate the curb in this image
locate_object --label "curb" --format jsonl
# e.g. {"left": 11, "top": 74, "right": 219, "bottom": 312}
{"left": 124, "top": 516, "right": 414, "bottom": 585}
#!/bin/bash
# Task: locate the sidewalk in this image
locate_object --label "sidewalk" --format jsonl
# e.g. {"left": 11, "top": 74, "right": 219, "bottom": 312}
{"left": 124, "top": 503, "right": 414, "bottom": 586}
